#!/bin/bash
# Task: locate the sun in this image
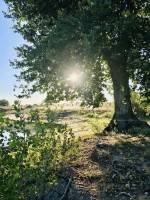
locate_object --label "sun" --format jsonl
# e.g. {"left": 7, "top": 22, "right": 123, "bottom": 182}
{"left": 67, "top": 72, "right": 79, "bottom": 83}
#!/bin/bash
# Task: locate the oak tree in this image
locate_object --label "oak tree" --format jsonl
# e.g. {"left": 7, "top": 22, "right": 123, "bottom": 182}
{"left": 5, "top": 0, "right": 150, "bottom": 131}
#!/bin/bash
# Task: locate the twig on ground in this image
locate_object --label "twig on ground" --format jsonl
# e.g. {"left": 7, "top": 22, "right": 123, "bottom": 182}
{"left": 112, "top": 160, "right": 123, "bottom": 179}
{"left": 116, "top": 192, "right": 133, "bottom": 198}
{"left": 59, "top": 178, "right": 72, "bottom": 200}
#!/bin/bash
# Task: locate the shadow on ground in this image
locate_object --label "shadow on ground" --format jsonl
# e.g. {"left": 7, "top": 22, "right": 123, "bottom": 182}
{"left": 40, "top": 177, "right": 96, "bottom": 200}
{"left": 91, "top": 135, "right": 150, "bottom": 200}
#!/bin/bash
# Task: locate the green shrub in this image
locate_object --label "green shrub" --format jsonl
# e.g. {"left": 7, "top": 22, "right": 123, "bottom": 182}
{"left": 0, "top": 101, "right": 77, "bottom": 200}
{"left": 131, "top": 92, "right": 150, "bottom": 117}
{"left": 46, "top": 109, "right": 57, "bottom": 122}
{"left": 0, "top": 99, "right": 9, "bottom": 107}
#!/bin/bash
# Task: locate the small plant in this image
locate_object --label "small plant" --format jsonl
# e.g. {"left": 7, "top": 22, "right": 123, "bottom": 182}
{"left": 46, "top": 109, "right": 57, "bottom": 122}
{"left": 0, "top": 101, "right": 77, "bottom": 200}
{"left": 131, "top": 92, "right": 150, "bottom": 117}
{"left": 89, "top": 118, "right": 109, "bottom": 134}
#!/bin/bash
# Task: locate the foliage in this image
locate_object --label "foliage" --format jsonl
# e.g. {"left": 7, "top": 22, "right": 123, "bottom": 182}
{"left": 0, "top": 101, "right": 77, "bottom": 200}
{"left": 4, "top": 0, "right": 150, "bottom": 102}
{"left": 4, "top": 0, "right": 113, "bottom": 106}
{"left": 131, "top": 92, "right": 150, "bottom": 117}
{"left": 0, "top": 99, "right": 9, "bottom": 107}
{"left": 46, "top": 109, "right": 58, "bottom": 123}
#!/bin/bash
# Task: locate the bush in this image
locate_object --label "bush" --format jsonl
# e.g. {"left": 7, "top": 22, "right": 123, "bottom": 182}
{"left": 0, "top": 99, "right": 9, "bottom": 107}
{"left": 0, "top": 101, "right": 77, "bottom": 200}
{"left": 131, "top": 92, "right": 150, "bottom": 117}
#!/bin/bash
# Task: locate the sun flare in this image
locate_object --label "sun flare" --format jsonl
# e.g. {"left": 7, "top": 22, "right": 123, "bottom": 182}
{"left": 67, "top": 73, "right": 79, "bottom": 83}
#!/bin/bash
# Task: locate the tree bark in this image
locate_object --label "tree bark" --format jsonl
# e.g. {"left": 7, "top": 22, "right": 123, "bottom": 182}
{"left": 104, "top": 55, "right": 149, "bottom": 132}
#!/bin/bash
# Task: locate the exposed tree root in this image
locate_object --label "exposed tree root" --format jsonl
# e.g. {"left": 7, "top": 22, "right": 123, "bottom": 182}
{"left": 104, "top": 115, "right": 150, "bottom": 133}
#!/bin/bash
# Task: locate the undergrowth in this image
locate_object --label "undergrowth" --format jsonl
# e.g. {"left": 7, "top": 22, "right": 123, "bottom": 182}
{"left": 0, "top": 101, "right": 77, "bottom": 200}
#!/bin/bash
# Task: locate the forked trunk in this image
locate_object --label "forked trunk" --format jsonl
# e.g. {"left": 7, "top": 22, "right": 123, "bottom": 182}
{"left": 105, "top": 57, "right": 149, "bottom": 132}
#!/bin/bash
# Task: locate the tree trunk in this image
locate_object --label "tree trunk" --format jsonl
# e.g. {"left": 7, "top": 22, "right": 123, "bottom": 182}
{"left": 104, "top": 56, "right": 149, "bottom": 132}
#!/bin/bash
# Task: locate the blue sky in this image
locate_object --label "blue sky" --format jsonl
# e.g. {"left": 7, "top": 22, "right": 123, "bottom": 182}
{"left": 0, "top": 0, "right": 23, "bottom": 102}
{"left": 0, "top": 0, "right": 45, "bottom": 104}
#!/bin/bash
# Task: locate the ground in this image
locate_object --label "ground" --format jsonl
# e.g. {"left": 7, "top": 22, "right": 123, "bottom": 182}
{"left": 52, "top": 104, "right": 150, "bottom": 200}
{"left": 2, "top": 102, "right": 150, "bottom": 199}
{"left": 68, "top": 134, "right": 150, "bottom": 200}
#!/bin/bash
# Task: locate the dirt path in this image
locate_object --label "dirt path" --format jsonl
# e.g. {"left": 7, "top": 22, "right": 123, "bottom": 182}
{"left": 58, "top": 115, "right": 92, "bottom": 137}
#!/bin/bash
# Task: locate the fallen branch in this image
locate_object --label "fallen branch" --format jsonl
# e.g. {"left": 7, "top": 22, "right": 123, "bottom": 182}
{"left": 112, "top": 160, "right": 123, "bottom": 179}
{"left": 59, "top": 178, "right": 72, "bottom": 200}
